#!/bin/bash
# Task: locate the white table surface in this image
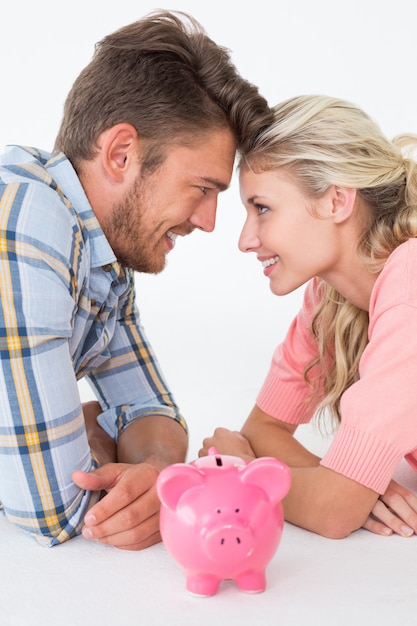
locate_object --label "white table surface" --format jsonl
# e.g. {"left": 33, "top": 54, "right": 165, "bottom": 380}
{"left": 2, "top": 423, "right": 417, "bottom": 626}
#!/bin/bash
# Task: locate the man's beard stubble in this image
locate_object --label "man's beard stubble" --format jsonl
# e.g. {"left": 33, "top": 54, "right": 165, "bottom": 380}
{"left": 100, "top": 176, "right": 166, "bottom": 275}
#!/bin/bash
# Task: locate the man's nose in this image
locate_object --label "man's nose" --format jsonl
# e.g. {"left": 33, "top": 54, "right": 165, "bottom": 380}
{"left": 189, "top": 201, "right": 217, "bottom": 233}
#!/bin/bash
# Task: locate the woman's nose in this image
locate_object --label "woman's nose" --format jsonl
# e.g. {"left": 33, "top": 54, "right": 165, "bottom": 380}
{"left": 238, "top": 218, "right": 260, "bottom": 253}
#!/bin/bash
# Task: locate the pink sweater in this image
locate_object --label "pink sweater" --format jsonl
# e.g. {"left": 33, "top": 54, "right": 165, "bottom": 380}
{"left": 257, "top": 239, "right": 417, "bottom": 494}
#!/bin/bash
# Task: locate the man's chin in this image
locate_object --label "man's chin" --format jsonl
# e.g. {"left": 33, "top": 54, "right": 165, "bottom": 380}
{"left": 130, "top": 258, "right": 167, "bottom": 275}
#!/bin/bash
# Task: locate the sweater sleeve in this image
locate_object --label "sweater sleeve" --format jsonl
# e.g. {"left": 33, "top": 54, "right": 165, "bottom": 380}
{"left": 321, "top": 241, "right": 417, "bottom": 493}
{"left": 256, "top": 280, "right": 322, "bottom": 424}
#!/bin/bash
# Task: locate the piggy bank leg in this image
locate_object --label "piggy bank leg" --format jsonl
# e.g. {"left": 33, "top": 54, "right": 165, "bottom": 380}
{"left": 186, "top": 573, "right": 220, "bottom": 597}
{"left": 235, "top": 570, "right": 266, "bottom": 594}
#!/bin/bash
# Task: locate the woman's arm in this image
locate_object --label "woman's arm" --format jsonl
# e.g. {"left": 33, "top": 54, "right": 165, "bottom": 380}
{"left": 203, "top": 406, "right": 417, "bottom": 538}
{"left": 201, "top": 405, "right": 379, "bottom": 539}
{"left": 241, "top": 405, "right": 321, "bottom": 467}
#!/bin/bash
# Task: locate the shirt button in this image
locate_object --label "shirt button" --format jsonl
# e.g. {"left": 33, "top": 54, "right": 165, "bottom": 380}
{"left": 102, "top": 264, "right": 112, "bottom": 272}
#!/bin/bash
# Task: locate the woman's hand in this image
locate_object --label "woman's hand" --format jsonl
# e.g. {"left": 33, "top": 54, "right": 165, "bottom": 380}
{"left": 199, "top": 427, "right": 256, "bottom": 461}
{"left": 362, "top": 479, "right": 417, "bottom": 537}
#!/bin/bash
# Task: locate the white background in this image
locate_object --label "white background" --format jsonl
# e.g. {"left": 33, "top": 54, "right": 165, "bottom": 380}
{"left": 2, "top": 4, "right": 417, "bottom": 625}
{"left": 1, "top": 0, "right": 416, "bottom": 457}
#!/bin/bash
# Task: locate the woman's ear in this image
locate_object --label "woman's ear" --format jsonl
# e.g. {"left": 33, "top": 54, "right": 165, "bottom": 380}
{"left": 99, "top": 123, "right": 138, "bottom": 183}
{"left": 331, "top": 186, "right": 358, "bottom": 224}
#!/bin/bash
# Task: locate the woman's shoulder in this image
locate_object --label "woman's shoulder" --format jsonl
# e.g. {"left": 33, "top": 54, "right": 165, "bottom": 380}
{"left": 388, "top": 238, "right": 417, "bottom": 262}
{"left": 383, "top": 239, "right": 417, "bottom": 282}
{"left": 371, "top": 239, "right": 417, "bottom": 311}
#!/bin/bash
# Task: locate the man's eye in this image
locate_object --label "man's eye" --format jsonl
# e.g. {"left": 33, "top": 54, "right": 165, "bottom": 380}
{"left": 200, "top": 186, "right": 208, "bottom": 195}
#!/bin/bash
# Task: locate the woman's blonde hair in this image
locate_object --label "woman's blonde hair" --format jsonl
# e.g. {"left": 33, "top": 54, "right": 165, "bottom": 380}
{"left": 240, "top": 95, "right": 417, "bottom": 424}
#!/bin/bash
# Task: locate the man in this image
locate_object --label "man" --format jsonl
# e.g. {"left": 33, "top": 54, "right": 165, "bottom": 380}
{"left": 0, "top": 10, "right": 271, "bottom": 550}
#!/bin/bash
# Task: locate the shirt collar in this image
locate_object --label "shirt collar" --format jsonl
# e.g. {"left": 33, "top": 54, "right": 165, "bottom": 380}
{"left": 46, "top": 151, "right": 119, "bottom": 270}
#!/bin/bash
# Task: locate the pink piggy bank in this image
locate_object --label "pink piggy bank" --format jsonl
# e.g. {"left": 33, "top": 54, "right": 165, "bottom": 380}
{"left": 156, "top": 447, "right": 291, "bottom": 597}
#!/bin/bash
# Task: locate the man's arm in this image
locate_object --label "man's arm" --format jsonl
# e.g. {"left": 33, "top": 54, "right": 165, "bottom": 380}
{"left": 70, "top": 267, "right": 189, "bottom": 550}
{"left": 73, "top": 414, "right": 188, "bottom": 549}
{"left": 0, "top": 178, "right": 105, "bottom": 547}
{"left": 83, "top": 401, "right": 117, "bottom": 465}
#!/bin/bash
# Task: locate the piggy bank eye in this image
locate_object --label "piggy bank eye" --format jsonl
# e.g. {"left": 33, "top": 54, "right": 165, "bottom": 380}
{"left": 216, "top": 509, "right": 221, "bottom": 514}
{"left": 235, "top": 508, "right": 240, "bottom": 513}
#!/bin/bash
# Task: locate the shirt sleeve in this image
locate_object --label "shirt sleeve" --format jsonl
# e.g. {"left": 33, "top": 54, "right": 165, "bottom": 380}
{"left": 87, "top": 274, "right": 188, "bottom": 440}
{"left": 0, "top": 180, "right": 99, "bottom": 546}
{"left": 256, "top": 280, "right": 322, "bottom": 424}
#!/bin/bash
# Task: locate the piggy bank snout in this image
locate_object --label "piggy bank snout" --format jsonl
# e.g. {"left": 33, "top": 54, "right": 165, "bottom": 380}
{"left": 204, "top": 522, "right": 254, "bottom": 564}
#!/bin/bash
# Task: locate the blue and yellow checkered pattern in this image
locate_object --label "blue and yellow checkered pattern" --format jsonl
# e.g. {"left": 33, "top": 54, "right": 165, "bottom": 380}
{"left": 0, "top": 146, "right": 186, "bottom": 546}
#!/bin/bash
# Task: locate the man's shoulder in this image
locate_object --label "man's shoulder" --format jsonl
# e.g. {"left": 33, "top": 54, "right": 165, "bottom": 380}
{"left": 0, "top": 148, "right": 88, "bottom": 258}
{"left": 0, "top": 145, "right": 53, "bottom": 175}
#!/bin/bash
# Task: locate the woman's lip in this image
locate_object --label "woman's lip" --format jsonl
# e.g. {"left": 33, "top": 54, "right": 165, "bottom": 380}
{"left": 260, "top": 255, "right": 280, "bottom": 276}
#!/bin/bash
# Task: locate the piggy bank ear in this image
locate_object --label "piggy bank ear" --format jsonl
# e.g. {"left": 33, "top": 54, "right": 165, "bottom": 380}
{"left": 240, "top": 457, "right": 291, "bottom": 503}
{"left": 156, "top": 464, "right": 205, "bottom": 511}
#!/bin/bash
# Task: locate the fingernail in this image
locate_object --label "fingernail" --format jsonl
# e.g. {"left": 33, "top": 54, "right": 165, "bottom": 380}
{"left": 381, "top": 527, "right": 393, "bottom": 535}
{"left": 400, "top": 525, "right": 414, "bottom": 537}
{"left": 83, "top": 527, "right": 93, "bottom": 539}
{"left": 84, "top": 513, "right": 96, "bottom": 525}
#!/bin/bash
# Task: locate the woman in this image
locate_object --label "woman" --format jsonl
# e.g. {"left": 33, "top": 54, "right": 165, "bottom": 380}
{"left": 200, "top": 95, "right": 417, "bottom": 539}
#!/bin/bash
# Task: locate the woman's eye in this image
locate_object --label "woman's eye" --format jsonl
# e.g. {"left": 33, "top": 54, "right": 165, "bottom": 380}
{"left": 256, "top": 204, "right": 269, "bottom": 215}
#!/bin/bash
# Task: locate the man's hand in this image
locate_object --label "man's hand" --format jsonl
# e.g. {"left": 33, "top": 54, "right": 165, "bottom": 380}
{"left": 72, "top": 462, "right": 161, "bottom": 550}
{"left": 74, "top": 412, "right": 187, "bottom": 550}
{"left": 362, "top": 479, "right": 417, "bottom": 537}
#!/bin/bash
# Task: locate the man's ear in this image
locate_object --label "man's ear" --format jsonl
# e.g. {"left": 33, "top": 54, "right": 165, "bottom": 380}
{"left": 99, "top": 123, "right": 138, "bottom": 183}
{"left": 331, "top": 186, "right": 357, "bottom": 224}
